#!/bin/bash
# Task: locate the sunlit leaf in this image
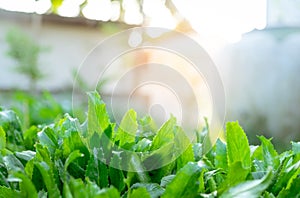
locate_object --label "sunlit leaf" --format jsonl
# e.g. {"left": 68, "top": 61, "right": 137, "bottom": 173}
{"left": 130, "top": 187, "right": 151, "bottom": 198}
{"left": 151, "top": 116, "right": 176, "bottom": 151}
{"left": 223, "top": 122, "right": 251, "bottom": 189}
{"left": 115, "top": 109, "right": 138, "bottom": 148}
{"left": 131, "top": 183, "right": 164, "bottom": 198}
{"left": 0, "top": 127, "right": 6, "bottom": 150}
{"left": 220, "top": 169, "right": 273, "bottom": 198}
{"left": 0, "top": 186, "right": 20, "bottom": 198}
{"left": 87, "top": 91, "right": 110, "bottom": 138}
{"left": 162, "top": 162, "right": 201, "bottom": 198}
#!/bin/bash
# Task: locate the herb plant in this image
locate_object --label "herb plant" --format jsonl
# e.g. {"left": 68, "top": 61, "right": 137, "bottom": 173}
{"left": 0, "top": 91, "right": 299, "bottom": 197}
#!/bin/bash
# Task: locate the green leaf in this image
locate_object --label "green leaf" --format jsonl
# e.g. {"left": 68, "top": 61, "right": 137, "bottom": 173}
{"left": 162, "top": 162, "right": 202, "bottom": 198}
{"left": 220, "top": 170, "right": 273, "bottom": 198}
{"left": 0, "top": 109, "right": 24, "bottom": 151}
{"left": 225, "top": 161, "right": 250, "bottom": 189}
{"left": 214, "top": 139, "right": 227, "bottom": 171}
{"left": 35, "top": 144, "right": 53, "bottom": 168}
{"left": 34, "top": 144, "right": 60, "bottom": 198}
{"left": 63, "top": 182, "right": 72, "bottom": 198}
{"left": 201, "top": 118, "right": 213, "bottom": 154}
{"left": 128, "top": 153, "right": 150, "bottom": 183}
{"left": 86, "top": 148, "right": 109, "bottom": 188}
{"left": 272, "top": 158, "right": 300, "bottom": 194}
{"left": 87, "top": 91, "right": 110, "bottom": 138}
{"left": 198, "top": 169, "right": 206, "bottom": 193}
{"left": 3, "top": 154, "right": 24, "bottom": 173}
{"left": 98, "top": 124, "right": 114, "bottom": 161}
{"left": 67, "top": 178, "right": 89, "bottom": 197}
{"left": 286, "top": 161, "right": 300, "bottom": 189}
{"left": 15, "top": 150, "right": 36, "bottom": 162}
{"left": 151, "top": 116, "right": 176, "bottom": 151}
{"left": 23, "top": 125, "right": 39, "bottom": 150}
{"left": 174, "top": 126, "right": 194, "bottom": 171}
{"left": 226, "top": 122, "right": 251, "bottom": 168}
{"left": 143, "top": 142, "right": 175, "bottom": 171}
{"left": 14, "top": 172, "right": 38, "bottom": 198}
{"left": 24, "top": 158, "right": 35, "bottom": 180}
{"left": 89, "top": 132, "right": 101, "bottom": 151}
{"left": 138, "top": 115, "right": 157, "bottom": 139}
{"left": 223, "top": 122, "right": 251, "bottom": 189}
{"left": 0, "top": 127, "right": 6, "bottom": 150}
{"left": 193, "top": 143, "right": 202, "bottom": 161}
{"left": 64, "top": 150, "right": 83, "bottom": 171}
{"left": 56, "top": 114, "right": 82, "bottom": 138}
{"left": 131, "top": 183, "right": 164, "bottom": 198}
{"left": 109, "top": 153, "right": 125, "bottom": 192}
{"left": 96, "top": 186, "right": 120, "bottom": 198}
{"left": 291, "top": 141, "right": 300, "bottom": 154}
{"left": 34, "top": 161, "right": 61, "bottom": 198}
{"left": 277, "top": 177, "right": 300, "bottom": 197}
{"left": 115, "top": 109, "right": 138, "bottom": 148}
{"left": 0, "top": 185, "right": 20, "bottom": 198}
{"left": 130, "top": 187, "right": 151, "bottom": 198}
{"left": 207, "top": 176, "right": 217, "bottom": 192}
{"left": 38, "top": 126, "right": 58, "bottom": 154}
{"left": 62, "top": 130, "right": 89, "bottom": 169}
{"left": 160, "top": 175, "right": 175, "bottom": 188}
{"left": 133, "top": 138, "right": 152, "bottom": 152}
{"left": 257, "top": 136, "right": 279, "bottom": 170}
{"left": 262, "top": 191, "right": 276, "bottom": 198}
{"left": 252, "top": 146, "right": 263, "bottom": 161}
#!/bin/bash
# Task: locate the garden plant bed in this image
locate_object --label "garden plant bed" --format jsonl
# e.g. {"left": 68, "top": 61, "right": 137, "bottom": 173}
{"left": 0, "top": 91, "right": 299, "bottom": 197}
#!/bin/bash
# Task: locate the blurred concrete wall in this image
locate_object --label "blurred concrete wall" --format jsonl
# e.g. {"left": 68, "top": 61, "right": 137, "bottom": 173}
{"left": 217, "top": 28, "right": 300, "bottom": 146}
{"left": 0, "top": 9, "right": 110, "bottom": 91}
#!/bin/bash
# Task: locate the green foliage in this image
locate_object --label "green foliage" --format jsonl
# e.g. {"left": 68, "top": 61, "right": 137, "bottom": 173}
{"left": 0, "top": 91, "right": 299, "bottom": 197}
{"left": 114, "top": 109, "right": 138, "bottom": 148}
{"left": 221, "top": 122, "right": 251, "bottom": 190}
{"left": 0, "top": 108, "right": 24, "bottom": 151}
{"left": 10, "top": 91, "right": 71, "bottom": 130}
{"left": 162, "top": 162, "right": 201, "bottom": 198}
{"left": 220, "top": 169, "right": 273, "bottom": 198}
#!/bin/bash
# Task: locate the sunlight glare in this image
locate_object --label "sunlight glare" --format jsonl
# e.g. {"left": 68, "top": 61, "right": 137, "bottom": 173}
{"left": 35, "top": 0, "right": 51, "bottom": 14}
{"left": 143, "top": 0, "right": 176, "bottom": 29}
{"left": 0, "top": 0, "right": 35, "bottom": 13}
{"left": 122, "top": 0, "right": 143, "bottom": 25}
{"left": 57, "top": 0, "right": 82, "bottom": 17}
{"left": 110, "top": 1, "right": 120, "bottom": 21}
{"left": 0, "top": 0, "right": 267, "bottom": 41}
{"left": 82, "top": 0, "right": 113, "bottom": 21}
{"left": 172, "top": 0, "right": 267, "bottom": 43}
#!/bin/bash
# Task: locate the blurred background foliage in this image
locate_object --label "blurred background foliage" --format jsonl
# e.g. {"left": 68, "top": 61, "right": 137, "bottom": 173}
{"left": 5, "top": 28, "right": 47, "bottom": 92}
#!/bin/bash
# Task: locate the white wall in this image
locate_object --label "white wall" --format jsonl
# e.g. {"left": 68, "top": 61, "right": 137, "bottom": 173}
{"left": 217, "top": 29, "right": 300, "bottom": 145}
{"left": 0, "top": 10, "right": 107, "bottom": 90}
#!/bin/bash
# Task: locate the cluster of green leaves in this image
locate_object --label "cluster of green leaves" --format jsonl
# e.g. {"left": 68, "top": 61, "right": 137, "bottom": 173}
{"left": 9, "top": 91, "right": 71, "bottom": 130}
{"left": 0, "top": 91, "right": 299, "bottom": 197}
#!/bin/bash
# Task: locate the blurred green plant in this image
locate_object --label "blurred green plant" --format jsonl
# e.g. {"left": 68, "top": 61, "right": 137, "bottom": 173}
{"left": 5, "top": 28, "right": 47, "bottom": 92}
{"left": 72, "top": 69, "right": 110, "bottom": 93}
{"left": 1, "top": 90, "right": 86, "bottom": 134}
{"left": 11, "top": 91, "right": 69, "bottom": 130}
